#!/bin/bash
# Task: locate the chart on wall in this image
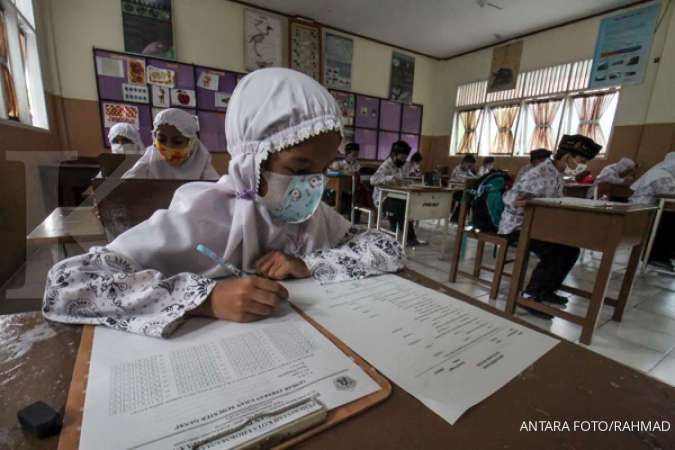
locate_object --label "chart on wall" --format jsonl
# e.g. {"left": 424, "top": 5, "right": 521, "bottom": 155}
{"left": 324, "top": 32, "right": 353, "bottom": 90}
{"left": 487, "top": 41, "right": 523, "bottom": 93}
{"left": 330, "top": 90, "right": 355, "bottom": 126}
{"left": 121, "top": 0, "right": 175, "bottom": 59}
{"left": 389, "top": 52, "right": 415, "bottom": 103}
{"left": 290, "top": 19, "right": 322, "bottom": 82}
{"left": 589, "top": 3, "right": 659, "bottom": 89}
{"left": 244, "top": 9, "right": 283, "bottom": 71}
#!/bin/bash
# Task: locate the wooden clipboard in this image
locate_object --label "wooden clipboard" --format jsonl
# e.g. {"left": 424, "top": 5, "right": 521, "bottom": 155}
{"left": 57, "top": 307, "right": 391, "bottom": 450}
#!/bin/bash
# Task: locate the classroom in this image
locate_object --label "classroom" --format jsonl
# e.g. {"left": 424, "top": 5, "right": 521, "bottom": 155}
{"left": 1, "top": 0, "right": 674, "bottom": 448}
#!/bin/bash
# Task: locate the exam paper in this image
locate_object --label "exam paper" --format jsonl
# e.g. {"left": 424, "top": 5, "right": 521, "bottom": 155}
{"left": 79, "top": 304, "right": 378, "bottom": 450}
{"left": 286, "top": 275, "right": 558, "bottom": 424}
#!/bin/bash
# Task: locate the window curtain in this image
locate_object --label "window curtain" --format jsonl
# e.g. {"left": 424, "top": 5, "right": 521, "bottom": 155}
{"left": 491, "top": 105, "right": 519, "bottom": 154}
{"left": 528, "top": 99, "right": 561, "bottom": 150}
{"left": 0, "top": 10, "right": 18, "bottom": 120}
{"left": 458, "top": 109, "right": 481, "bottom": 154}
{"left": 574, "top": 93, "right": 615, "bottom": 145}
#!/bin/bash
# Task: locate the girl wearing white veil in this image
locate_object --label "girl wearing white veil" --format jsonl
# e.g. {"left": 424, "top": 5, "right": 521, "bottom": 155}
{"left": 43, "top": 68, "right": 404, "bottom": 337}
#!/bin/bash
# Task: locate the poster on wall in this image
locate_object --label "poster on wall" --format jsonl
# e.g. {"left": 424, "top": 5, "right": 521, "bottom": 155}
{"left": 126, "top": 58, "right": 146, "bottom": 85}
{"left": 290, "top": 19, "right": 322, "bottom": 82}
{"left": 244, "top": 9, "right": 283, "bottom": 71}
{"left": 96, "top": 56, "right": 124, "bottom": 78}
{"left": 324, "top": 32, "right": 353, "bottom": 90}
{"left": 146, "top": 65, "right": 175, "bottom": 87}
{"left": 197, "top": 71, "right": 220, "bottom": 91}
{"left": 122, "top": 83, "right": 149, "bottom": 103}
{"left": 152, "top": 85, "right": 170, "bottom": 107}
{"left": 121, "top": 0, "right": 175, "bottom": 59}
{"left": 171, "top": 88, "right": 196, "bottom": 107}
{"left": 214, "top": 92, "right": 231, "bottom": 108}
{"left": 330, "top": 90, "right": 355, "bottom": 126}
{"left": 589, "top": 3, "right": 659, "bottom": 89}
{"left": 487, "top": 41, "right": 523, "bottom": 93}
{"left": 389, "top": 51, "right": 415, "bottom": 103}
{"left": 103, "top": 102, "right": 140, "bottom": 128}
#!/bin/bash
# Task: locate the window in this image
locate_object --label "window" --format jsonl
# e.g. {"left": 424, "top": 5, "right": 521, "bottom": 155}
{"left": 449, "top": 60, "right": 619, "bottom": 156}
{"left": 0, "top": 0, "right": 47, "bottom": 128}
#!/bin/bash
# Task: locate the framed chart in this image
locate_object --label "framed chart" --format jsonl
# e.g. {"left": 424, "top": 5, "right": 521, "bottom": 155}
{"left": 289, "top": 18, "right": 322, "bottom": 82}
{"left": 244, "top": 9, "right": 283, "bottom": 71}
{"left": 389, "top": 51, "right": 415, "bottom": 103}
{"left": 324, "top": 32, "right": 353, "bottom": 90}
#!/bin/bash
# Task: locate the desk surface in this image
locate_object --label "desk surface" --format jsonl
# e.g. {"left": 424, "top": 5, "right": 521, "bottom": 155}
{"left": 529, "top": 197, "right": 656, "bottom": 215}
{"left": 26, "top": 207, "right": 106, "bottom": 245}
{"left": 3, "top": 270, "right": 674, "bottom": 449}
{"left": 380, "top": 184, "right": 460, "bottom": 193}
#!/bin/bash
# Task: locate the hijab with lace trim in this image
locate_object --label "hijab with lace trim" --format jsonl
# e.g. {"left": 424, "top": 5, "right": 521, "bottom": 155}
{"left": 108, "top": 68, "right": 351, "bottom": 276}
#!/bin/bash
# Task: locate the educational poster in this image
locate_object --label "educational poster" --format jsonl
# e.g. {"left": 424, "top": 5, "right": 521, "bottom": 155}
{"left": 290, "top": 19, "right": 322, "bottom": 82}
{"left": 146, "top": 65, "right": 175, "bottom": 87}
{"left": 121, "top": 0, "right": 175, "bottom": 59}
{"left": 95, "top": 56, "right": 124, "bottom": 78}
{"left": 589, "top": 3, "right": 660, "bottom": 88}
{"left": 151, "top": 85, "right": 170, "bottom": 107}
{"left": 487, "top": 41, "right": 523, "bottom": 93}
{"left": 103, "top": 102, "right": 139, "bottom": 128}
{"left": 170, "top": 88, "right": 196, "bottom": 108}
{"left": 126, "top": 58, "right": 146, "bottom": 85}
{"left": 389, "top": 52, "right": 415, "bottom": 103}
{"left": 324, "top": 32, "right": 353, "bottom": 89}
{"left": 214, "top": 92, "right": 231, "bottom": 109}
{"left": 330, "top": 90, "right": 355, "bottom": 126}
{"left": 122, "top": 83, "right": 149, "bottom": 103}
{"left": 197, "top": 71, "right": 219, "bottom": 91}
{"left": 244, "top": 9, "right": 283, "bottom": 71}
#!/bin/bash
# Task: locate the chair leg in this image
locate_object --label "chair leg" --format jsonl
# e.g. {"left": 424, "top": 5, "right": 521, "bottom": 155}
{"left": 491, "top": 242, "right": 508, "bottom": 300}
{"left": 474, "top": 240, "right": 485, "bottom": 278}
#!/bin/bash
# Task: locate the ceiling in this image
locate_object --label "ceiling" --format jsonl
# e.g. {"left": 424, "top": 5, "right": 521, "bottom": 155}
{"left": 240, "top": 0, "right": 639, "bottom": 58}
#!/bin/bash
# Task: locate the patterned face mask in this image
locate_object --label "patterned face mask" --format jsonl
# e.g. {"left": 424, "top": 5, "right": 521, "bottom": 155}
{"left": 154, "top": 139, "right": 192, "bottom": 166}
{"left": 260, "top": 172, "right": 325, "bottom": 224}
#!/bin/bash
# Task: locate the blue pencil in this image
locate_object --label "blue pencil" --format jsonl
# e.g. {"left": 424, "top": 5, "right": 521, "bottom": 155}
{"left": 196, "top": 244, "right": 242, "bottom": 277}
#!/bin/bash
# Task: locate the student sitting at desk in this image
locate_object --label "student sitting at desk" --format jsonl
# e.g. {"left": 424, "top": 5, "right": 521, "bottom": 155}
{"left": 498, "top": 134, "right": 601, "bottom": 319}
{"left": 515, "top": 148, "right": 552, "bottom": 182}
{"left": 123, "top": 108, "right": 220, "bottom": 180}
{"left": 42, "top": 68, "right": 404, "bottom": 337}
{"left": 477, "top": 156, "right": 495, "bottom": 177}
{"left": 404, "top": 152, "right": 423, "bottom": 177}
{"left": 329, "top": 142, "right": 361, "bottom": 175}
{"left": 108, "top": 123, "right": 146, "bottom": 155}
{"left": 596, "top": 157, "right": 636, "bottom": 185}
{"left": 450, "top": 154, "right": 477, "bottom": 182}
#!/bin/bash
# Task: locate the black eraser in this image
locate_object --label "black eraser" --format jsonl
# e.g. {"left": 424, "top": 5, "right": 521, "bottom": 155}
{"left": 17, "top": 401, "right": 62, "bottom": 438}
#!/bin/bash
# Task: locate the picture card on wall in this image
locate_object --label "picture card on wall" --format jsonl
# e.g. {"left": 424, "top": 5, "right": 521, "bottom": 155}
{"left": 122, "top": 83, "right": 149, "bottom": 103}
{"left": 214, "top": 92, "right": 231, "bottom": 108}
{"left": 197, "top": 71, "right": 220, "bottom": 91}
{"left": 289, "top": 19, "right": 322, "bottom": 82}
{"left": 147, "top": 65, "right": 175, "bottom": 87}
{"left": 171, "top": 88, "right": 196, "bottom": 107}
{"left": 324, "top": 32, "right": 353, "bottom": 90}
{"left": 103, "top": 102, "right": 139, "bottom": 128}
{"left": 244, "top": 9, "right": 283, "bottom": 71}
{"left": 96, "top": 56, "right": 124, "bottom": 78}
{"left": 389, "top": 51, "right": 415, "bottom": 103}
{"left": 126, "top": 58, "right": 146, "bottom": 85}
{"left": 151, "top": 85, "right": 170, "bottom": 107}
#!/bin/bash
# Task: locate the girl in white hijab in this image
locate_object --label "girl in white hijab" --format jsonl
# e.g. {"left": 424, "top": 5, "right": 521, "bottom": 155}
{"left": 108, "top": 123, "right": 146, "bottom": 154}
{"left": 596, "top": 157, "right": 636, "bottom": 184}
{"left": 43, "top": 68, "right": 404, "bottom": 337}
{"left": 122, "top": 108, "right": 220, "bottom": 180}
{"left": 629, "top": 152, "right": 675, "bottom": 205}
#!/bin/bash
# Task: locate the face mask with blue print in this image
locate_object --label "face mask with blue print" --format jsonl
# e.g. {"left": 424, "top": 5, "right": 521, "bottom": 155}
{"left": 260, "top": 172, "right": 325, "bottom": 223}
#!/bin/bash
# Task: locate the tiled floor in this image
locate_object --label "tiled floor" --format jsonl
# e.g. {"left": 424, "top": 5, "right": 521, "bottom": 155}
{"left": 3, "top": 224, "right": 674, "bottom": 387}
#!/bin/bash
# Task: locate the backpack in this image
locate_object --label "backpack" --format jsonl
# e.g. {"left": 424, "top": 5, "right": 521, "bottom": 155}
{"left": 470, "top": 170, "right": 512, "bottom": 232}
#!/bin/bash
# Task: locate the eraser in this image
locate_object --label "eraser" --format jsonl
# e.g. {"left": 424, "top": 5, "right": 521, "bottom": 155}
{"left": 17, "top": 401, "right": 63, "bottom": 439}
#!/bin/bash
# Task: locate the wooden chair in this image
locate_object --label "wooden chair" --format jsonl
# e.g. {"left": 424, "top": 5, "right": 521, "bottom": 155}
{"left": 448, "top": 179, "right": 512, "bottom": 300}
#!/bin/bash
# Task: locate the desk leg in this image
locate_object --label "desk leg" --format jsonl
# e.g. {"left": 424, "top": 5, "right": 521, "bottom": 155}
{"left": 376, "top": 190, "right": 383, "bottom": 231}
{"left": 401, "top": 193, "right": 410, "bottom": 247}
{"left": 505, "top": 208, "right": 534, "bottom": 315}
{"left": 613, "top": 242, "right": 644, "bottom": 322}
{"left": 449, "top": 192, "right": 469, "bottom": 282}
{"left": 641, "top": 198, "right": 664, "bottom": 274}
{"left": 335, "top": 180, "right": 343, "bottom": 213}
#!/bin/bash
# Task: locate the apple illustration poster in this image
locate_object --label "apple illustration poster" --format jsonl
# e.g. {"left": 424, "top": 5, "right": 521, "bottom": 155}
{"left": 171, "top": 88, "right": 196, "bottom": 108}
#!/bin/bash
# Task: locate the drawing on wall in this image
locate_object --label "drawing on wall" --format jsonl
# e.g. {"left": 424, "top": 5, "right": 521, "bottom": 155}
{"left": 96, "top": 56, "right": 124, "bottom": 78}
{"left": 146, "top": 65, "right": 175, "bottom": 87}
{"left": 487, "top": 41, "right": 523, "bottom": 93}
{"left": 244, "top": 9, "right": 283, "bottom": 71}
{"left": 389, "top": 52, "right": 415, "bottom": 103}
{"left": 197, "top": 71, "right": 220, "bottom": 91}
{"left": 324, "top": 32, "right": 353, "bottom": 90}
{"left": 122, "top": 83, "right": 149, "bottom": 103}
{"left": 290, "top": 19, "right": 322, "bottom": 82}
{"left": 121, "top": 0, "right": 175, "bottom": 59}
{"left": 170, "top": 88, "right": 196, "bottom": 107}
{"left": 103, "top": 102, "right": 139, "bottom": 128}
{"left": 151, "top": 85, "right": 170, "bottom": 107}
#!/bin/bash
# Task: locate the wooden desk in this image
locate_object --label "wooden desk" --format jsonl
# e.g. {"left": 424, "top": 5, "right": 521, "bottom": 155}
{"left": 326, "top": 174, "right": 354, "bottom": 213}
{"left": 641, "top": 194, "right": 675, "bottom": 274}
{"left": 4, "top": 271, "right": 674, "bottom": 450}
{"left": 563, "top": 182, "right": 593, "bottom": 198}
{"left": 505, "top": 198, "right": 656, "bottom": 344}
{"left": 26, "top": 207, "right": 105, "bottom": 260}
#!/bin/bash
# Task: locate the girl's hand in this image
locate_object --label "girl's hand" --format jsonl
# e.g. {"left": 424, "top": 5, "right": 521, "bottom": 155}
{"left": 255, "top": 251, "right": 311, "bottom": 280}
{"left": 190, "top": 276, "right": 288, "bottom": 322}
{"left": 514, "top": 193, "right": 530, "bottom": 207}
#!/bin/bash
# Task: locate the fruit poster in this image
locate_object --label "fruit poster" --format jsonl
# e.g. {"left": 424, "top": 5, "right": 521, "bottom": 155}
{"left": 103, "top": 102, "right": 139, "bottom": 128}
{"left": 171, "top": 88, "right": 196, "bottom": 108}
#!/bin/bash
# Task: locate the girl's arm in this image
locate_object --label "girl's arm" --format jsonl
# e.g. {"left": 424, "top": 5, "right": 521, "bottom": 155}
{"left": 42, "top": 246, "right": 216, "bottom": 337}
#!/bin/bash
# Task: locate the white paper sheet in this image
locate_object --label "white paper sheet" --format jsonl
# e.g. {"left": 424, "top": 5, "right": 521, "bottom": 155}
{"left": 96, "top": 56, "right": 124, "bottom": 78}
{"left": 197, "top": 71, "right": 220, "bottom": 91}
{"left": 286, "top": 275, "right": 558, "bottom": 424}
{"left": 80, "top": 304, "right": 378, "bottom": 450}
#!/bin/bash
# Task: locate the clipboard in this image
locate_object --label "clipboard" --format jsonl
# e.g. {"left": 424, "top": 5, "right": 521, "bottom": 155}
{"left": 57, "top": 306, "right": 392, "bottom": 450}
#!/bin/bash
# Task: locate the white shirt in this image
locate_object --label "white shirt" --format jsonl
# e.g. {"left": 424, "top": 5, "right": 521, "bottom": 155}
{"left": 371, "top": 158, "right": 406, "bottom": 206}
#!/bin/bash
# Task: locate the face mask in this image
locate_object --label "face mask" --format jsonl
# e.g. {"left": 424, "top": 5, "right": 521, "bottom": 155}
{"left": 111, "top": 142, "right": 138, "bottom": 154}
{"left": 260, "top": 172, "right": 325, "bottom": 224}
{"left": 564, "top": 159, "right": 587, "bottom": 176}
{"left": 155, "top": 139, "right": 192, "bottom": 166}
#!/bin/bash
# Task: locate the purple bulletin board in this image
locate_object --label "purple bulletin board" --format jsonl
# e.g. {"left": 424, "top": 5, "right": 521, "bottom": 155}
{"left": 354, "top": 128, "right": 377, "bottom": 160}
{"left": 198, "top": 110, "right": 227, "bottom": 152}
{"left": 401, "top": 104, "right": 422, "bottom": 134}
{"left": 377, "top": 131, "right": 399, "bottom": 160}
{"left": 95, "top": 49, "right": 148, "bottom": 103}
{"left": 146, "top": 58, "right": 194, "bottom": 90}
{"left": 195, "top": 66, "right": 238, "bottom": 112}
{"left": 101, "top": 102, "right": 153, "bottom": 147}
{"left": 355, "top": 95, "right": 379, "bottom": 129}
{"left": 379, "top": 100, "right": 402, "bottom": 131}
{"left": 401, "top": 133, "right": 420, "bottom": 154}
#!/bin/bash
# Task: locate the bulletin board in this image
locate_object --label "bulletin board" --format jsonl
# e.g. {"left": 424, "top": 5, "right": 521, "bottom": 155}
{"left": 93, "top": 48, "right": 245, "bottom": 152}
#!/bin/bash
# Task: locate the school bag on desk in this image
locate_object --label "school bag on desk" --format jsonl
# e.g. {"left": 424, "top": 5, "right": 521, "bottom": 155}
{"left": 470, "top": 170, "right": 512, "bottom": 233}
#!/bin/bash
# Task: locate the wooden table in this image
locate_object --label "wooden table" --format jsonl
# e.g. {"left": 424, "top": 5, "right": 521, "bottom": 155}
{"left": 641, "top": 193, "right": 675, "bottom": 274}
{"left": 563, "top": 182, "right": 594, "bottom": 198}
{"left": 3, "top": 270, "right": 674, "bottom": 450}
{"left": 326, "top": 174, "right": 354, "bottom": 213}
{"left": 505, "top": 198, "right": 656, "bottom": 344}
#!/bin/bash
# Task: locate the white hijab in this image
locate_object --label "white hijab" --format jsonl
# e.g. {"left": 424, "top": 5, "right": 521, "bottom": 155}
{"left": 108, "top": 68, "right": 350, "bottom": 276}
{"left": 122, "top": 108, "right": 219, "bottom": 180}
{"left": 108, "top": 123, "right": 145, "bottom": 154}
{"left": 596, "top": 157, "right": 635, "bottom": 182}
{"left": 631, "top": 152, "right": 675, "bottom": 192}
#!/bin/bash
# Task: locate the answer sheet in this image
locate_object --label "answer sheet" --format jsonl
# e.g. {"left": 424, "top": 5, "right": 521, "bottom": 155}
{"left": 79, "top": 304, "right": 379, "bottom": 449}
{"left": 286, "top": 275, "right": 558, "bottom": 424}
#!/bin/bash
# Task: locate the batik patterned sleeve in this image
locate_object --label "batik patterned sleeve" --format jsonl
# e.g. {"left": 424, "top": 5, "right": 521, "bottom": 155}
{"left": 371, "top": 162, "right": 397, "bottom": 185}
{"left": 301, "top": 229, "right": 405, "bottom": 283}
{"left": 652, "top": 177, "right": 675, "bottom": 196}
{"left": 42, "top": 246, "right": 216, "bottom": 337}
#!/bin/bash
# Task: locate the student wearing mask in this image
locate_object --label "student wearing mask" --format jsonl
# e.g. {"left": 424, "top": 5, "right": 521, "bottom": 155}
{"left": 329, "top": 142, "right": 361, "bottom": 175}
{"left": 498, "top": 135, "right": 601, "bottom": 319}
{"left": 123, "top": 108, "right": 220, "bottom": 180}
{"left": 405, "top": 152, "right": 423, "bottom": 177}
{"left": 450, "top": 154, "right": 477, "bottom": 182}
{"left": 108, "top": 123, "right": 146, "bottom": 155}
{"left": 478, "top": 156, "right": 495, "bottom": 177}
{"left": 42, "top": 68, "right": 404, "bottom": 336}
